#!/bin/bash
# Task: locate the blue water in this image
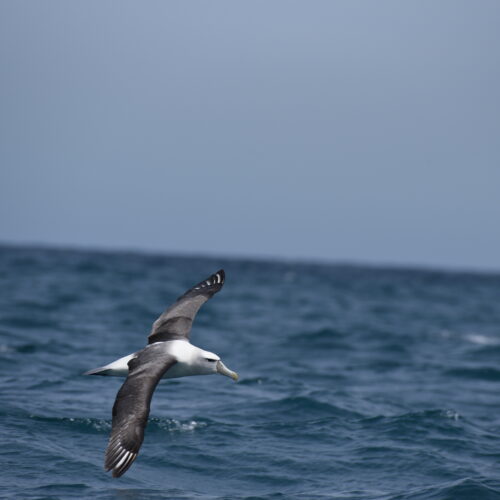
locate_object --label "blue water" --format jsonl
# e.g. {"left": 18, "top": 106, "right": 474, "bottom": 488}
{"left": 1, "top": 245, "right": 500, "bottom": 500}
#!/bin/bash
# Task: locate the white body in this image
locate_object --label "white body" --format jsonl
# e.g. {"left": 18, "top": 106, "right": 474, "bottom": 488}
{"left": 89, "top": 340, "right": 220, "bottom": 378}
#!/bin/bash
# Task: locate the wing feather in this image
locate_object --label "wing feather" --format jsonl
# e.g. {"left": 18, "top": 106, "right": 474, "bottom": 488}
{"left": 104, "top": 344, "right": 177, "bottom": 477}
{"left": 148, "top": 269, "right": 225, "bottom": 344}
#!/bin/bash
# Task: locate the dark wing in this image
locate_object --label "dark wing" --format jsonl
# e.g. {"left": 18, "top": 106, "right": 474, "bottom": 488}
{"left": 104, "top": 344, "right": 177, "bottom": 478}
{"left": 148, "top": 269, "right": 225, "bottom": 344}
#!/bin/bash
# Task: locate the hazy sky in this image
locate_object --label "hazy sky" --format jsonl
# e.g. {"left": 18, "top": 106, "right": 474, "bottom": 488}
{"left": 1, "top": 1, "right": 499, "bottom": 270}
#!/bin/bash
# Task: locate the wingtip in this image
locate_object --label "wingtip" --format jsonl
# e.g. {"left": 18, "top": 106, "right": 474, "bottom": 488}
{"left": 190, "top": 269, "right": 225, "bottom": 293}
{"left": 214, "top": 269, "right": 225, "bottom": 284}
{"left": 105, "top": 444, "right": 138, "bottom": 478}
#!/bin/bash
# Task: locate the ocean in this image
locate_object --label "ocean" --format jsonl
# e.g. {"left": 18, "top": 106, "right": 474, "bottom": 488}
{"left": 1, "top": 244, "right": 500, "bottom": 500}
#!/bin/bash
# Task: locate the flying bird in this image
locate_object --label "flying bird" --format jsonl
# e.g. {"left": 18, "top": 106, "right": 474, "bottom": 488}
{"left": 84, "top": 269, "right": 238, "bottom": 478}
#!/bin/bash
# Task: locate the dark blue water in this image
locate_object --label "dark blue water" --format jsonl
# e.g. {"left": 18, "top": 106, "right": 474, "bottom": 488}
{"left": 1, "top": 245, "right": 500, "bottom": 499}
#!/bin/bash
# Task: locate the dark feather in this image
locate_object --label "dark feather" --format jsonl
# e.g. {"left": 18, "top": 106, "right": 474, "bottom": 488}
{"left": 148, "top": 269, "right": 225, "bottom": 344}
{"left": 104, "top": 344, "right": 177, "bottom": 477}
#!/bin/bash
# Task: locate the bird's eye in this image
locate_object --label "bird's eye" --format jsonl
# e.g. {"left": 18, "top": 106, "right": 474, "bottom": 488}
{"left": 205, "top": 358, "right": 217, "bottom": 363}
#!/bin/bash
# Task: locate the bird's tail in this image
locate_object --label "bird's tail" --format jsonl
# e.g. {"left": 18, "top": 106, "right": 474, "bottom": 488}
{"left": 83, "top": 353, "right": 134, "bottom": 377}
{"left": 83, "top": 365, "right": 113, "bottom": 376}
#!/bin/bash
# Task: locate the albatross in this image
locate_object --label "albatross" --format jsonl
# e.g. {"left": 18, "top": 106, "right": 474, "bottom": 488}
{"left": 84, "top": 269, "right": 238, "bottom": 478}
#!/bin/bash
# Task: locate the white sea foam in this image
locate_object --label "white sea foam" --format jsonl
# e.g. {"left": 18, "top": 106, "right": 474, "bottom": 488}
{"left": 464, "top": 333, "right": 500, "bottom": 346}
{"left": 442, "top": 409, "right": 460, "bottom": 421}
{"left": 439, "top": 330, "right": 500, "bottom": 346}
{"left": 156, "top": 419, "right": 207, "bottom": 432}
{"left": 178, "top": 420, "right": 203, "bottom": 431}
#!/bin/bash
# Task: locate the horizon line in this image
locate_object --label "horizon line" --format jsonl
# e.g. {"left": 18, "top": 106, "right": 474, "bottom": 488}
{"left": 1, "top": 239, "right": 499, "bottom": 278}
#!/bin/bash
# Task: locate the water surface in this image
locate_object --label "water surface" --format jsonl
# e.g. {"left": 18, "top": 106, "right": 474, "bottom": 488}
{"left": 1, "top": 245, "right": 500, "bottom": 499}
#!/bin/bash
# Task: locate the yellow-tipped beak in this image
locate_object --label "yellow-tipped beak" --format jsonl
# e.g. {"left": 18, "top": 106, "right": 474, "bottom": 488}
{"left": 216, "top": 360, "right": 239, "bottom": 381}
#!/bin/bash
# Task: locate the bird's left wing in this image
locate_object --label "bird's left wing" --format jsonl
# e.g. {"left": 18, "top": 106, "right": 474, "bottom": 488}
{"left": 104, "top": 344, "right": 177, "bottom": 478}
{"left": 148, "top": 269, "right": 225, "bottom": 344}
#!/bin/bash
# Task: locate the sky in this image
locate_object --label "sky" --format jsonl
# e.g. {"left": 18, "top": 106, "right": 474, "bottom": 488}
{"left": 0, "top": 1, "right": 499, "bottom": 271}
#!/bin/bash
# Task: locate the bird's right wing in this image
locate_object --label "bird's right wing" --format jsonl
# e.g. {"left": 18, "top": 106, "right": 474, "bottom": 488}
{"left": 104, "top": 344, "right": 177, "bottom": 478}
{"left": 148, "top": 269, "right": 225, "bottom": 344}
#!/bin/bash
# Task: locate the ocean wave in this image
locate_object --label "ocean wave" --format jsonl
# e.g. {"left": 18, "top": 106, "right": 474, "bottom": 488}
{"left": 443, "top": 366, "right": 500, "bottom": 381}
{"left": 24, "top": 415, "right": 211, "bottom": 435}
{"left": 20, "top": 484, "right": 92, "bottom": 500}
{"left": 1, "top": 314, "right": 60, "bottom": 330}
{"left": 237, "top": 376, "right": 283, "bottom": 386}
{"left": 148, "top": 418, "right": 209, "bottom": 433}
{"left": 28, "top": 414, "right": 112, "bottom": 433}
{"left": 255, "top": 395, "right": 364, "bottom": 421}
{"left": 386, "top": 477, "right": 500, "bottom": 500}
{"left": 358, "top": 408, "right": 462, "bottom": 428}
{"left": 464, "top": 333, "right": 500, "bottom": 346}
{"left": 283, "top": 328, "right": 353, "bottom": 353}
{"left": 352, "top": 408, "right": 471, "bottom": 449}
{"left": 0, "top": 340, "right": 76, "bottom": 358}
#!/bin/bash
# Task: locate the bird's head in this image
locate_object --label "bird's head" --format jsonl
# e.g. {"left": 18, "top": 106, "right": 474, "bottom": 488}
{"left": 201, "top": 351, "right": 239, "bottom": 381}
